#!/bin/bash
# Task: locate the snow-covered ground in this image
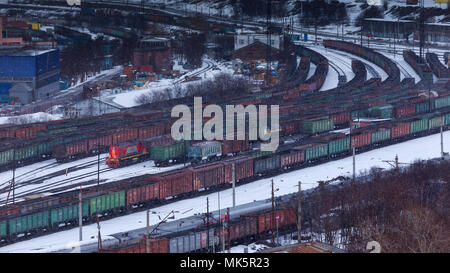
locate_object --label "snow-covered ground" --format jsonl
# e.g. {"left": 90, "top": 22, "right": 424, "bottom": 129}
{"left": 109, "top": 59, "right": 234, "bottom": 108}
{"left": 1, "top": 130, "right": 448, "bottom": 253}
{"left": 0, "top": 112, "right": 62, "bottom": 125}
{"left": 0, "top": 154, "right": 188, "bottom": 204}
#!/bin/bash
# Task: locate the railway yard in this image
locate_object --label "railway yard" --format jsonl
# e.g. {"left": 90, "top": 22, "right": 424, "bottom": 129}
{"left": 0, "top": 0, "right": 449, "bottom": 254}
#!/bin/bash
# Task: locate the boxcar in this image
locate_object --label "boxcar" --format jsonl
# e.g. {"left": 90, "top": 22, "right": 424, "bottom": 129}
{"left": 190, "top": 163, "right": 225, "bottom": 190}
{"left": 216, "top": 218, "right": 257, "bottom": 243}
{"left": 299, "top": 143, "right": 328, "bottom": 161}
{"left": 428, "top": 116, "right": 443, "bottom": 129}
{"left": 415, "top": 101, "right": 430, "bottom": 114}
{"left": 89, "top": 191, "right": 126, "bottom": 216}
{"left": 126, "top": 181, "right": 160, "bottom": 206}
{"left": 351, "top": 130, "right": 372, "bottom": 149}
{"left": 371, "top": 128, "right": 391, "bottom": 144}
{"left": 394, "top": 104, "right": 415, "bottom": 119}
{"left": 0, "top": 221, "right": 7, "bottom": 238}
{"left": 314, "top": 133, "right": 349, "bottom": 157}
{"left": 280, "top": 149, "right": 305, "bottom": 168}
{"left": 188, "top": 141, "right": 222, "bottom": 161}
{"left": 102, "top": 238, "right": 168, "bottom": 253}
{"left": 391, "top": 122, "right": 410, "bottom": 139}
{"left": 222, "top": 139, "right": 249, "bottom": 155}
{"left": 168, "top": 229, "right": 216, "bottom": 253}
{"left": 445, "top": 113, "right": 450, "bottom": 126}
{"left": 151, "top": 169, "right": 193, "bottom": 198}
{"left": 50, "top": 203, "right": 89, "bottom": 227}
{"left": 254, "top": 155, "right": 281, "bottom": 175}
{"left": 434, "top": 96, "right": 450, "bottom": 109}
{"left": 221, "top": 156, "right": 254, "bottom": 183}
{"left": 8, "top": 210, "right": 49, "bottom": 235}
{"left": 254, "top": 208, "right": 296, "bottom": 234}
{"left": 112, "top": 128, "right": 139, "bottom": 145}
{"left": 52, "top": 140, "right": 88, "bottom": 161}
{"left": 147, "top": 141, "right": 187, "bottom": 166}
{"left": 409, "top": 118, "right": 428, "bottom": 134}
{"left": 300, "top": 118, "right": 334, "bottom": 134}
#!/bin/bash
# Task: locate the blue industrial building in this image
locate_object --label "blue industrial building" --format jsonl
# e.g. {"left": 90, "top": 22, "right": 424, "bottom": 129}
{"left": 0, "top": 48, "right": 60, "bottom": 104}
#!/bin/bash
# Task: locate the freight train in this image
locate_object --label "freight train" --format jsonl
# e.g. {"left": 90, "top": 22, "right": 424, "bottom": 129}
{"left": 0, "top": 38, "right": 439, "bottom": 170}
{"left": 1, "top": 108, "right": 450, "bottom": 246}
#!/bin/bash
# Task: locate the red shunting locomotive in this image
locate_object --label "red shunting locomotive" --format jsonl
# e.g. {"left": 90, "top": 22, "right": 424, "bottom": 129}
{"left": 106, "top": 142, "right": 149, "bottom": 168}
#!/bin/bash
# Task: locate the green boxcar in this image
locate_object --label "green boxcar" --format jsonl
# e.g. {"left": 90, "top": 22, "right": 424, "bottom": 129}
{"left": 305, "top": 143, "right": 328, "bottom": 160}
{"left": 415, "top": 101, "right": 430, "bottom": 114}
{"left": 368, "top": 105, "right": 393, "bottom": 119}
{"left": 0, "top": 149, "right": 14, "bottom": 167}
{"left": 9, "top": 211, "right": 49, "bottom": 235}
{"left": 16, "top": 145, "right": 38, "bottom": 161}
{"left": 328, "top": 137, "right": 350, "bottom": 155}
{"left": 0, "top": 221, "right": 7, "bottom": 237}
{"left": 50, "top": 203, "right": 89, "bottom": 226}
{"left": 428, "top": 116, "right": 443, "bottom": 129}
{"left": 150, "top": 142, "right": 188, "bottom": 162}
{"left": 89, "top": 191, "right": 125, "bottom": 215}
{"left": 300, "top": 118, "right": 334, "bottom": 134}
{"left": 445, "top": 113, "right": 450, "bottom": 126}
{"left": 254, "top": 155, "right": 281, "bottom": 174}
{"left": 371, "top": 128, "right": 391, "bottom": 143}
{"left": 434, "top": 96, "right": 450, "bottom": 109}
{"left": 410, "top": 119, "right": 428, "bottom": 133}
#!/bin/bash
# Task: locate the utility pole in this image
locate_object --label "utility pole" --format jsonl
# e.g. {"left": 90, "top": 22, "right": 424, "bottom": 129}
{"left": 297, "top": 181, "right": 301, "bottom": 243}
{"left": 266, "top": 0, "right": 272, "bottom": 87}
{"left": 232, "top": 163, "right": 236, "bottom": 207}
{"left": 271, "top": 179, "right": 275, "bottom": 245}
{"left": 441, "top": 116, "right": 444, "bottom": 159}
{"left": 96, "top": 146, "right": 102, "bottom": 252}
{"left": 206, "top": 197, "right": 210, "bottom": 253}
{"left": 360, "top": 26, "right": 363, "bottom": 46}
{"left": 419, "top": 0, "right": 425, "bottom": 59}
{"left": 227, "top": 207, "right": 231, "bottom": 253}
{"left": 218, "top": 191, "right": 225, "bottom": 252}
{"left": 79, "top": 186, "right": 83, "bottom": 242}
{"left": 146, "top": 209, "right": 150, "bottom": 253}
{"left": 395, "top": 155, "right": 399, "bottom": 170}
{"left": 97, "top": 146, "right": 101, "bottom": 186}
{"left": 352, "top": 144, "right": 356, "bottom": 181}
{"left": 12, "top": 144, "right": 15, "bottom": 204}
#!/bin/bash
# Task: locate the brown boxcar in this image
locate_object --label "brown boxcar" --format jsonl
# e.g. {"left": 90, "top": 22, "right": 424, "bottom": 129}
{"left": 255, "top": 208, "right": 296, "bottom": 234}
{"left": 330, "top": 112, "right": 350, "bottom": 125}
{"left": 102, "top": 238, "right": 168, "bottom": 253}
{"left": 391, "top": 122, "right": 410, "bottom": 139}
{"left": 216, "top": 218, "right": 258, "bottom": 243}
{"left": 150, "top": 169, "right": 193, "bottom": 199}
{"left": 280, "top": 149, "right": 305, "bottom": 168}
{"left": 350, "top": 130, "right": 372, "bottom": 148}
{"left": 88, "top": 133, "right": 113, "bottom": 151}
{"left": 0, "top": 125, "right": 15, "bottom": 138}
{"left": 15, "top": 125, "right": 44, "bottom": 139}
{"left": 394, "top": 104, "right": 415, "bottom": 119}
{"left": 281, "top": 120, "right": 299, "bottom": 135}
{"left": 0, "top": 205, "right": 20, "bottom": 217}
{"left": 222, "top": 139, "right": 249, "bottom": 155}
{"left": 221, "top": 156, "right": 254, "bottom": 183}
{"left": 190, "top": 163, "right": 225, "bottom": 190}
{"left": 138, "top": 123, "right": 168, "bottom": 139}
{"left": 126, "top": 181, "right": 160, "bottom": 206}
{"left": 52, "top": 140, "right": 88, "bottom": 160}
{"left": 112, "top": 128, "right": 139, "bottom": 144}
